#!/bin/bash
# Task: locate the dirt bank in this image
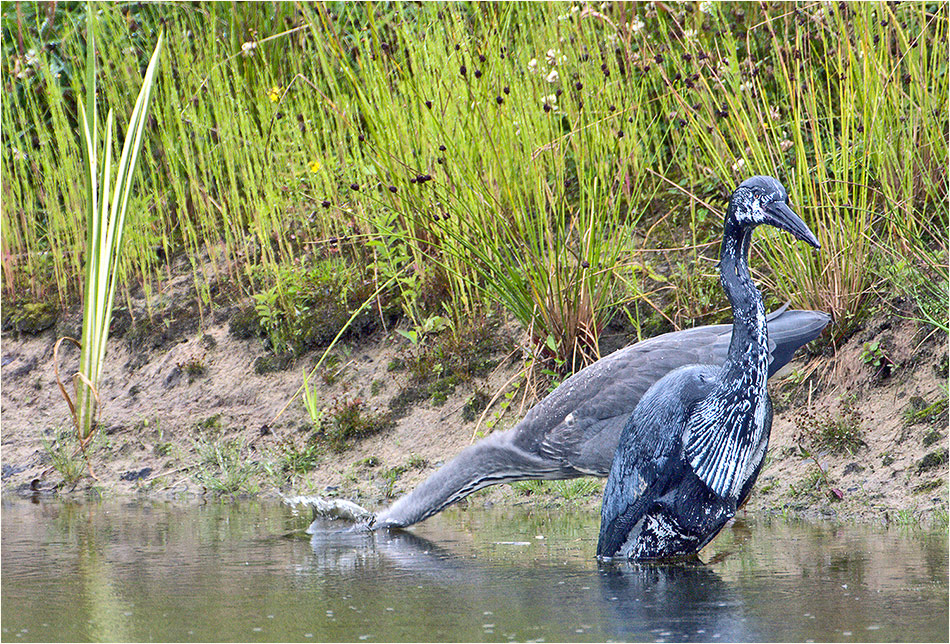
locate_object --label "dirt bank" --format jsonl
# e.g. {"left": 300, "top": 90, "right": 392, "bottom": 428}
{"left": 2, "top": 279, "right": 947, "bottom": 526}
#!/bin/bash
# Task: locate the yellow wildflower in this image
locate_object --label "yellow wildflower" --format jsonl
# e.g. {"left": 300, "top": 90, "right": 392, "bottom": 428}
{"left": 268, "top": 86, "right": 281, "bottom": 103}
{"left": 309, "top": 159, "right": 321, "bottom": 173}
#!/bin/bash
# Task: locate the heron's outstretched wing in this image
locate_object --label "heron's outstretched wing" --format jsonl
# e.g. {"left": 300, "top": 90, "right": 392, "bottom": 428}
{"left": 526, "top": 307, "right": 829, "bottom": 473}
{"left": 371, "top": 309, "right": 828, "bottom": 530}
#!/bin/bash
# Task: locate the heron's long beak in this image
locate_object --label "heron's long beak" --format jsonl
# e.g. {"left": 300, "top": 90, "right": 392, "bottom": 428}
{"left": 766, "top": 201, "right": 820, "bottom": 250}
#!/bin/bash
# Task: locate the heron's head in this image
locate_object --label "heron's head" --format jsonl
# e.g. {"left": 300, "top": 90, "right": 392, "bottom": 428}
{"left": 728, "top": 175, "right": 820, "bottom": 249}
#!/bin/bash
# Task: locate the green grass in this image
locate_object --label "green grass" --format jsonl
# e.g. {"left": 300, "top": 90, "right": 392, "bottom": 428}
{"left": 192, "top": 435, "right": 260, "bottom": 495}
{"left": 3, "top": 2, "right": 947, "bottom": 376}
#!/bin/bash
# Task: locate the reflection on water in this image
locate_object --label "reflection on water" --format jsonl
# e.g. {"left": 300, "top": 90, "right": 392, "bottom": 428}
{"left": 2, "top": 497, "right": 947, "bottom": 642}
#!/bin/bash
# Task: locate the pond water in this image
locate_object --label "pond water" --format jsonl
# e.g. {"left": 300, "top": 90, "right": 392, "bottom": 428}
{"left": 1, "top": 497, "right": 946, "bottom": 642}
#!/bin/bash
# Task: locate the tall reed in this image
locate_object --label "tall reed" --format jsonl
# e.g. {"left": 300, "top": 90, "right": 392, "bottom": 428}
{"left": 54, "top": 5, "right": 162, "bottom": 444}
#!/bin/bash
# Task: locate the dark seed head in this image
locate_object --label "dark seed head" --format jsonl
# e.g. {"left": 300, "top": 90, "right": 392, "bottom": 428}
{"left": 543, "top": 102, "right": 552, "bottom": 112}
{"left": 439, "top": 144, "right": 447, "bottom": 151}
{"left": 575, "top": 81, "right": 583, "bottom": 90}
{"left": 425, "top": 100, "right": 432, "bottom": 109}
{"left": 410, "top": 177, "right": 417, "bottom": 184}
{"left": 503, "top": 85, "right": 510, "bottom": 94}
{"left": 617, "top": 130, "right": 624, "bottom": 138}
{"left": 460, "top": 65, "right": 467, "bottom": 76}
{"left": 322, "top": 200, "right": 331, "bottom": 208}
{"left": 608, "top": 104, "right": 616, "bottom": 112}
{"left": 479, "top": 53, "right": 486, "bottom": 63}
{"left": 654, "top": 54, "right": 664, "bottom": 64}
{"left": 581, "top": 260, "right": 590, "bottom": 268}
{"left": 358, "top": 134, "right": 365, "bottom": 142}
{"left": 454, "top": 44, "right": 460, "bottom": 51}
{"left": 388, "top": 185, "right": 397, "bottom": 193}
{"left": 474, "top": 69, "right": 482, "bottom": 78}
{"left": 350, "top": 183, "right": 359, "bottom": 191}
{"left": 555, "top": 88, "right": 563, "bottom": 97}
{"left": 496, "top": 95, "right": 504, "bottom": 105}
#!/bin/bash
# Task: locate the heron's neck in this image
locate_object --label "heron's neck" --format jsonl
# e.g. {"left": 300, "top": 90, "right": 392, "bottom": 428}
{"left": 720, "top": 219, "right": 768, "bottom": 376}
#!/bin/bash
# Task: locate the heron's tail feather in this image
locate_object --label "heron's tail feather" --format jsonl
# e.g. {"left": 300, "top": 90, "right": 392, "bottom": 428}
{"left": 766, "top": 308, "right": 831, "bottom": 377}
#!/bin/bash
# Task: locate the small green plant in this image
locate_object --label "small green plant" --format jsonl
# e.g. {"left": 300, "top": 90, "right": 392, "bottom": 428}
{"left": 795, "top": 397, "right": 865, "bottom": 456}
{"left": 892, "top": 509, "right": 919, "bottom": 528}
{"left": 462, "top": 390, "right": 491, "bottom": 423}
{"left": 301, "top": 368, "right": 324, "bottom": 428}
{"left": 318, "top": 397, "right": 392, "bottom": 453}
{"left": 861, "top": 341, "right": 899, "bottom": 378}
{"left": 932, "top": 507, "right": 949, "bottom": 530}
{"left": 177, "top": 353, "right": 207, "bottom": 381}
{"left": 512, "top": 479, "right": 549, "bottom": 496}
{"left": 902, "top": 396, "right": 949, "bottom": 428}
{"left": 41, "top": 427, "right": 87, "bottom": 486}
{"left": 405, "top": 453, "right": 428, "bottom": 470}
{"left": 273, "top": 436, "right": 321, "bottom": 477}
{"left": 395, "top": 315, "right": 450, "bottom": 346}
{"left": 553, "top": 478, "right": 600, "bottom": 501}
{"left": 192, "top": 436, "right": 260, "bottom": 495}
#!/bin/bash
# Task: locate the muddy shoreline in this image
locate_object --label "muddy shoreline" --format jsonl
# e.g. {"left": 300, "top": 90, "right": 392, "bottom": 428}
{"left": 2, "top": 285, "right": 947, "bottom": 528}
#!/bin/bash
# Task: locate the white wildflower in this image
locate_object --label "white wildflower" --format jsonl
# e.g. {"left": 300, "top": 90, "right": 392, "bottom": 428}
{"left": 770, "top": 105, "right": 781, "bottom": 120}
{"left": 546, "top": 69, "right": 559, "bottom": 83}
{"left": 739, "top": 80, "right": 753, "bottom": 92}
{"left": 630, "top": 16, "right": 645, "bottom": 33}
{"left": 546, "top": 48, "right": 565, "bottom": 66}
{"left": 732, "top": 158, "right": 746, "bottom": 172}
{"left": 572, "top": 5, "right": 580, "bottom": 14}
{"left": 241, "top": 41, "right": 258, "bottom": 56}
{"left": 600, "top": 2, "right": 610, "bottom": 10}
{"left": 607, "top": 31, "right": 619, "bottom": 45}
{"left": 528, "top": 58, "right": 538, "bottom": 73}
{"left": 545, "top": 94, "right": 558, "bottom": 104}
{"left": 683, "top": 28, "right": 697, "bottom": 42}
{"left": 699, "top": 0, "right": 713, "bottom": 14}
{"left": 24, "top": 49, "right": 39, "bottom": 67}
{"left": 780, "top": 139, "right": 794, "bottom": 151}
